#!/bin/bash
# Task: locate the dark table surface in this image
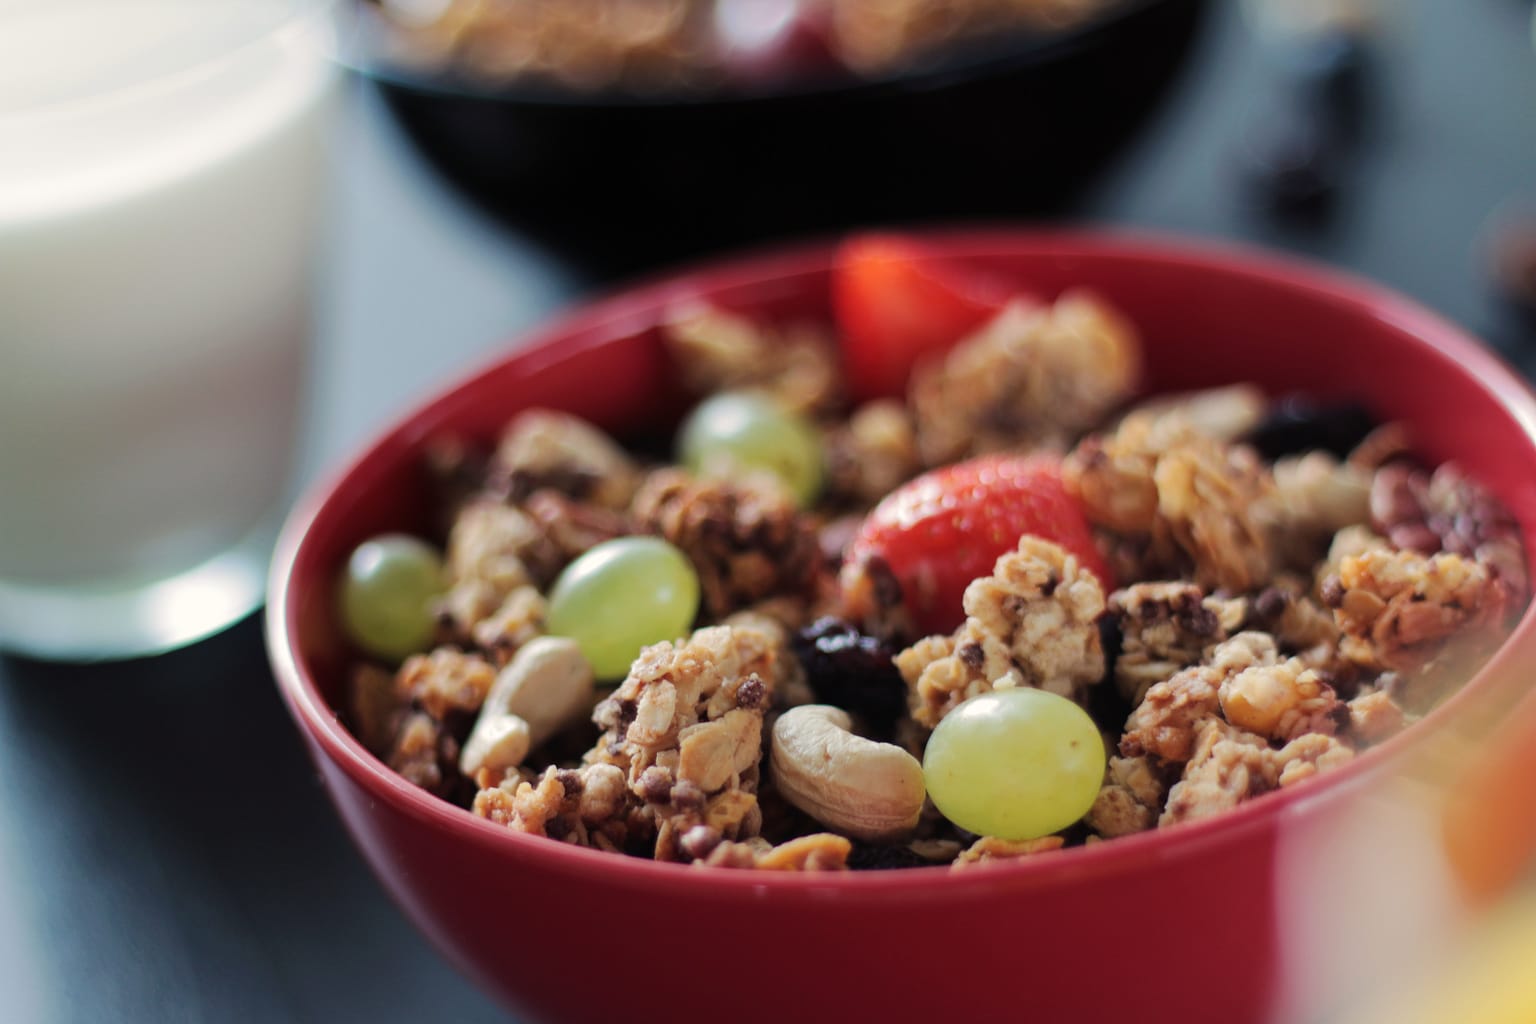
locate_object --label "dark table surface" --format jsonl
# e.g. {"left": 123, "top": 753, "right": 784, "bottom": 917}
{"left": 4, "top": 3, "right": 1535, "bottom": 1021}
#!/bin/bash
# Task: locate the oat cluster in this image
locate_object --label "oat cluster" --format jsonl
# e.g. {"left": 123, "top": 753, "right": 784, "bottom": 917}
{"left": 895, "top": 536, "right": 1107, "bottom": 728}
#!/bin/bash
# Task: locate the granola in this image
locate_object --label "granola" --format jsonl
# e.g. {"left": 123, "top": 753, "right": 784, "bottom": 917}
{"left": 951, "top": 835, "right": 1066, "bottom": 868}
{"left": 468, "top": 585, "right": 548, "bottom": 666}
{"left": 382, "top": 0, "right": 1126, "bottom": 92}
{"left": 491, "top": 409, "right": 641, "bottom": 510}
{"left": 1108, "top": 581, "right": 1244, "bottom": 705}
{"left": 581, "top": 624, "right": 783, "bottom": 861}
{"left": 701, "top": 832, "right": 853, "bottom": 871}
{"left": 910, "top": 293, "right": 1140, "bottom": 466}
{"left": 1121, "top": 632, "right": 1277, "bottom": 765}
{"left": 823, "top": 400, "right": 922, "bottom": 508}
{"left": 438, "top": 500, "right": 563, "bottom": 637}
{"left": 1159, "top": 722, "right": 1271, "bottom": 826}
{"left": 521, "top": 490, "right": 633, "bottom": 563}
{"left": 631, "top": 469, "right": 823, "bottom": 620}
{"left": 1370, "top": 462, "right": 1529, "bottom": 601}
{"left": 896, "top": 536, "right": 1106, "bottom": 729}
{"left": 663, "top": 303, "right": 840, "bottom": 417}
{"left": 1326, "top": 548, "right": 1510, "bottom": 675}
{"left": 1084, "top": 755, "right": 1165, "bottom": 838}
{"left": 340, "top": 254, "right": 1526, "bottom": 870}
{"left": 1063, "top": 412, "right": 1278, "bottom": 591}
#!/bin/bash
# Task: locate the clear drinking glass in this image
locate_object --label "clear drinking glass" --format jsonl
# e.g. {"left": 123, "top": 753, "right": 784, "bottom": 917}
{"left": 0, "top": 0, "right": 339, "bottom": 659}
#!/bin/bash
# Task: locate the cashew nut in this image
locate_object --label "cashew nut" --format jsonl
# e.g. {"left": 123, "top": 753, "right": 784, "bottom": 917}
{"left": 1125, "top": 384, "right": 1267, "bottom": 443}
{"left": 770, "top": 704, "right": 926, "bottom": 842}
{"left": 460, "top": 715, "right": 532, "bottom": 776}
{"left": 459, "top": 636, "right": 594, "bottom": 776}
{"left": 484, "top": 636, "right": 595, "bottom": 744}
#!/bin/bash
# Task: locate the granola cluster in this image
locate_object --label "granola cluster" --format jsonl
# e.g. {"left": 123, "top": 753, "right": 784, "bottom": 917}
{"left": 830, "top": 0, "right": 1120, "bottom": 75}
{"left": 431, "top": 409, "right": 649, "bottom": 642}
{"left": 474, "top": 623, "right": 785, "bottom": 859}
{"left": 910, "top": 293, "right": 1140, "bottom": 466}
{"left": 342, "top": 272, "right": 1527, "bottom": 874}
{"left": 1329, "top": 548, "right": 1507, "bottom": 671}
{"left": 1063, "top": 412, "right": 1277, "bottom": 591}
{"left": 380, "top": 0, "right": 1124, "bottom": 92}
{"left": 662, "top": 304, "right": 840, "bottom": 417}
{"left": 631, "top": 469, "right": 823, "bottom": 619}
{"left": 490, "top": 409, "right": 641, "bottom": 510}
{"left": 380, "top": 0, "right": 711, "bottom": 93}
{"left": 822, "top": 400, "right": 922, "bottom": 507}
{"left": 1370, "top": 463, "right": 1528, "bottom": 598}
{"left": 1111, "top": 634, "right": 1354, "bottom": 828}
{"left": 1108, "top": 581, "right": 1244, "bottom": 705}
{"left": 349, "top": 649, "right": 499, "bottom": 800}
{"left": 895, "top": 536, "right": 1106, "bottom": 728}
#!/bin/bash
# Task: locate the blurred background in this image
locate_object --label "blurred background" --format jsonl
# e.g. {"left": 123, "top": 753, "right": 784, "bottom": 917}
{"left": 3, "top": 0, "right": 1536, "bottom": 1021}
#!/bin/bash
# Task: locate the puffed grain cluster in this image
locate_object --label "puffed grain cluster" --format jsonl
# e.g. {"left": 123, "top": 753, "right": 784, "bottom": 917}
{"left": 472, "top": 624, "right": 790, "bottom": 861}
{"left": 433, "top": 410, "right": 642, "bottom": 644}
{"left": 662, "top": 302, "right": 840, "bottom": 417}
{"left": 1108, "top": 581, "right": 1245, "bottom": 705}
{"left": 631, "top": 469, "right": 823, "bottom": 619}
{"left": 1326, "top": 547, "right": 1510, "bottom": 684}
{"left": 387, "top": 0, "right": 712, "bottom": 92}
{"left": 822, "top": 400, "right": 922, "bottom": 508}
{"left": 909, "top": 293, "right": 1140, "bottom": 466}
{"left": 1106, "top": 633, "right": 1355, "bottom": 830}
{"left": 350, "top": 649, "right": 499, "bottom": 799}
{"left": 896, "top": 536, "right": 1106, "bottom": 729}
{"left": 1064, "top": 412, "right": 1278, "bottom": 592}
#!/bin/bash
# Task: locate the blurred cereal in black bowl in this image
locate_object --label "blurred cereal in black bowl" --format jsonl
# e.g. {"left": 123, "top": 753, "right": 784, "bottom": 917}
{"left": 355, "top": 0, "right": 1208, "bottom": 275}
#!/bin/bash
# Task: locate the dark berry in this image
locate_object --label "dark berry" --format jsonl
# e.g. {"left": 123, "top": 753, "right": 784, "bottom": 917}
{"left": 1244, "top": 397, "right": 1378, "bottom": 461}
{"left": 847, "top": 842, "right": 931, "bottom": 871}
{"left": 791, "top": 617, "right": 908, "bottom": 732}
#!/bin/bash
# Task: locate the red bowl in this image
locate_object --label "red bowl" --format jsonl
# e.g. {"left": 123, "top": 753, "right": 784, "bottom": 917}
{"left": 267, "top": 230, "right": 1536, "bottom": 1024}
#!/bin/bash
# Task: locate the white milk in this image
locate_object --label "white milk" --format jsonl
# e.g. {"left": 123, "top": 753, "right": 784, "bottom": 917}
{"left": 0, "top": 0, "right": 337, "bottom": 653}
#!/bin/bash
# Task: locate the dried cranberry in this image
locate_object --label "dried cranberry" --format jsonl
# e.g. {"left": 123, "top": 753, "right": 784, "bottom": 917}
{"left": 1244, "top": 397, "right": 1378, "bottom": 461}
{"left": 791, "top": 617, "right": 907, "bottom": 733}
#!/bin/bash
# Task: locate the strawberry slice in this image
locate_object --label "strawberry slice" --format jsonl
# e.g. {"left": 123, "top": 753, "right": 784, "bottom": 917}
{"left": 832, "top": 233, "right": 1016, "bottom": 403}
{"left": 843, "top": 453, "right": 1111, "bottom": 636}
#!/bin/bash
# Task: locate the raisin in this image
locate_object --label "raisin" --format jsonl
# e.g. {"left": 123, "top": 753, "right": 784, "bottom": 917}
{"left": 791, "top": 617, "right": 907, "bottom": 733}
{"left": 1244, "top": 397, "right": 1378, "bottom": 461}
{"left": 847, "top": 843, "right": 931, "bottom": 871}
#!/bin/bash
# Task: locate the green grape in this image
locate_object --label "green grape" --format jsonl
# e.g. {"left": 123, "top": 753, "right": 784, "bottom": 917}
{"left": 339, "top": 533, "right": 446, "bottom": 662}
{"left": 678, "top": 391, "right": 823, "bottom": 507}
{"left": 923, "top": 687, "right": 1104, "bottom": 841}
{"left": 546, "top": 536, "right": 701, "bottom": 680}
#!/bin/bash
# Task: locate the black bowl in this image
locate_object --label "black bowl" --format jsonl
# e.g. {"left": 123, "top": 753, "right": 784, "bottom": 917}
{"left": 358, "top": 0, "right": 1209, "bottom": 276}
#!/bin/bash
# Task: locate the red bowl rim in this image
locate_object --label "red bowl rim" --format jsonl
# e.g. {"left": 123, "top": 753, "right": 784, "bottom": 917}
{"left": 267, "top": 226, "right": 1536, "bottom": 897}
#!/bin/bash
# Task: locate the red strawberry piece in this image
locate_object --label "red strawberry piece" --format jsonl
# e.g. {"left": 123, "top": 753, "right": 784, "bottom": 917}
{"left": 832, "top": 233, "right": 1017, "bottom": 403}
{"left": 843, "top": 453, "right": 1111, "bottom": 636}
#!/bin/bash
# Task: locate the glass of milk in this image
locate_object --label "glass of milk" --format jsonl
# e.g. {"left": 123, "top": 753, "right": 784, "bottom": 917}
{"left": 0, "top": 0, "right": 339, "bottom": 659}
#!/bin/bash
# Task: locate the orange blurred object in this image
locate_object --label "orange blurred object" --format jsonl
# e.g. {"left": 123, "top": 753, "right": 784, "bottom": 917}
{"left": 1443, "top": 687, "right": 1536, "bottom": 905}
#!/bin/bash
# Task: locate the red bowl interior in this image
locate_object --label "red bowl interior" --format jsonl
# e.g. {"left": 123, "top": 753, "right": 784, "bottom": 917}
{"left": 267, "top": 229, "right": 1536, "bottom": 1023}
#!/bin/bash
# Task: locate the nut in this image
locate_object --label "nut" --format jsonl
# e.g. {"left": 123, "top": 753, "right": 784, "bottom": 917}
{"left": 481, "top": 636, "right": 595, "bottom": 749}
{"left": 459, "top": 637, "right": 595, "bottom": 776}
{"left": 459, "top": 715, "right": 532, "bottom": 776}
{"left": 1122, "top": 384, "right": 1267, "bottom": 442}
{"left": 493, "top": 409, "right": 641, "bottom": 510}
{"left": 769, "top": 705, "right": 926, "bottom": 842}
